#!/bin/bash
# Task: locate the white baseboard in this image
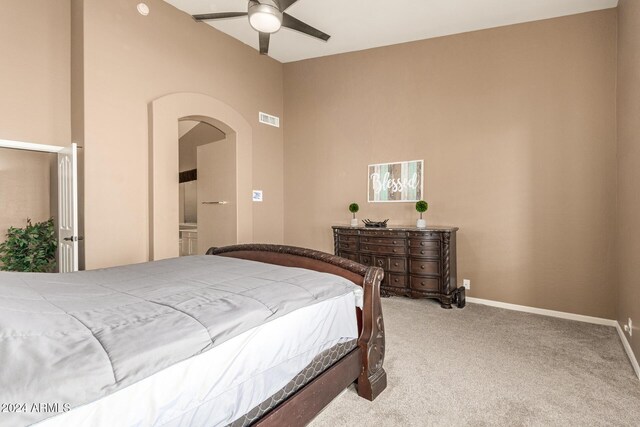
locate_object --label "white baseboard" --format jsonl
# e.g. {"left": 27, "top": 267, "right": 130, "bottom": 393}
{"left": 616, "top": 323, "right": 640, "bottom": 380}
{"left": 466, "top": 297, "right": 639, "bottom": 380}
{"left": 466, "top": 297, "right": 617, "bottom": 326}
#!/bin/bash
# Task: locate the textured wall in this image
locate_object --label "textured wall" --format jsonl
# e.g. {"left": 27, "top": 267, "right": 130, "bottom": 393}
{"left": 616, "top": 0, "right": 640, "bottom": 364}
{"left": 283, "top": 10, "right": 618, "bottom": 318}
{"left": 79, "top": 0, "right": 284, "bottom": 269}
{"left": 0, "top": 0, "right": 70, "bottom": 246}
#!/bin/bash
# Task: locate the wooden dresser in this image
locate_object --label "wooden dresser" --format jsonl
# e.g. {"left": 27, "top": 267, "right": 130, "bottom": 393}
{"left": 332, "top": 225, "right": 464, "bottom": 309}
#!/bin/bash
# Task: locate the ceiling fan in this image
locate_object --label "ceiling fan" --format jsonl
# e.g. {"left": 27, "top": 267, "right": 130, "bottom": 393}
{"left": 193, "top": 0, "right": 331, "bottom": 55}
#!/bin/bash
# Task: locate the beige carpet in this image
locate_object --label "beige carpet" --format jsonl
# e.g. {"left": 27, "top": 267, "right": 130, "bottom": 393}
{"left": 310, "top": 297, "right": 640, "bottom": 426}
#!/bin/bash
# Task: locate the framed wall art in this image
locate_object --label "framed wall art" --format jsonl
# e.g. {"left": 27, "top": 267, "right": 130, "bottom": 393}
{"left": 368, "top": 160, "right": 424, "bottom": 202}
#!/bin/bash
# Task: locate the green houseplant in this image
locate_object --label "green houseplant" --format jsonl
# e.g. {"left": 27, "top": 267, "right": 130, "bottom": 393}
{"left": 415, "top": 200, "right": 428, "bottom": 228}
{"left": 348, "top": 203, "right": 360, "bottom": 227}
{"left": 0, "top": 218, "right": 57, "bottom": 272}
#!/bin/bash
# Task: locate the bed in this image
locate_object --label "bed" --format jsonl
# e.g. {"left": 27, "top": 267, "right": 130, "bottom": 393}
{"left": 0, "top": 244, "right": 386, "bottom": 426}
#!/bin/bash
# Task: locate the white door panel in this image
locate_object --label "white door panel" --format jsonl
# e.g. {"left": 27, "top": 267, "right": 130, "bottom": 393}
{"left": 57, "top": 143, "right": 78, "bottom": 272}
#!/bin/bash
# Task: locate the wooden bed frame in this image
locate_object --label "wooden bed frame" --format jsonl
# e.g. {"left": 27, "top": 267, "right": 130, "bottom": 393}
{"left": 207, "top": 244, "right": 387, "bottom": 426}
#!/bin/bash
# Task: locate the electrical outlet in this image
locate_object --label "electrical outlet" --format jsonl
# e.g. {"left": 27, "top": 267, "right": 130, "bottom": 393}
{"left": 463, "top": 279, "right": 471, "bottom": 290}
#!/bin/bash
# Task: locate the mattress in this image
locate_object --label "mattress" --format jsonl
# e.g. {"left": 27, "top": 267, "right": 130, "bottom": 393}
{"left": 36, "top": 291, "right": 359, "bottom": 427}
{"left": 0, "top": 255, "right": 362, "bottom": 426}
{"left": 230, "top": 338, "right": 358, "bottom": 427}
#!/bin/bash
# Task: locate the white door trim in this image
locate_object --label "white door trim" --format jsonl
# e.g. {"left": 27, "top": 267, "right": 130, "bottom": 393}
{"left": 0, "top": 138, "right": 65, "bottom": 153}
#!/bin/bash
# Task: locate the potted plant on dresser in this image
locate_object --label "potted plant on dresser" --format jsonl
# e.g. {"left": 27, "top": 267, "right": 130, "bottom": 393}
{"left": 415, "top": 200, "right": 428, "bottom": 228}
{"left": 348, "top": 203, "right": 359, "bottom": 227}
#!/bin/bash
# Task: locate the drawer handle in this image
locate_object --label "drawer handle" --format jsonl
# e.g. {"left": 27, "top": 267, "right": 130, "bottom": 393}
{"left": 392, "top": 240, "right": 397, "bottom": 244}
{"left": 421, "top": 242, "right": 425, "bottom": 246}
{"left": 421, "top": 281, "right": 426, "bottom": 285}
{"left": 421, "top": 265, "right": 425, "bottom": 269}
{"left": 394, "top": 278, "right": 399, "bottom": 283}
{"left": 393, "top": 262, "right": 399, "bottom": 267}
{"left": 392, "top": 249, "right": 397, "bottom": 253}
{"left": 421, "top": 250, "right": 425, "bottom": 254}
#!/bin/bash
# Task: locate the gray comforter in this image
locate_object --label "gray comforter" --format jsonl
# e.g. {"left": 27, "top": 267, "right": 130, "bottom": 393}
{"left": 0, "top": 255, "right": 359, "bottom": 426}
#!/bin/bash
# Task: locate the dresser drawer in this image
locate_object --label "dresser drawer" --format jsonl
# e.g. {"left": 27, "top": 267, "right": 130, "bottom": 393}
{"left": 409, "top": 246, "right": 440, "bottom": 258}
{"left": 337, "top": 229, "right": 360, "bottom": 236}
{"left": 408, "top": 239, "right": 440, "bottom": 248}
{"left": 386, "top": 273, "right": 407, "bottom": 288}
{"left": 374, "top": 256, "right": 387, "bottom": 269}
{"left": 408, "top": 231, "right": 441, "bottom": 240}
{"left": 359, "top": 254, "right": 374, "bottom": 266}
{"left": 388, "top": 257, "right": 407, "bottom": 273}
{"left": 409, "top": 275, "right": 440, "bottom": 292}
{"left": 409, "top": 259, "right": 440, "bottom": 275}
{"left": 361, "top": 230, "right": 406, "bottom": 237}
{"left": 339, "top": 251, "right": 359, "bottom": 262}
{"left": 360, "top": 236, "right": 405, "bottom": 245}
{"left": 337, "top": 235, "right": 358, "bottom": 243}
{"left": 360, "top": 244, "right": 406, "bottom": 255}
{"left": 338, "top": 241, "right": 358, "bottom": 251}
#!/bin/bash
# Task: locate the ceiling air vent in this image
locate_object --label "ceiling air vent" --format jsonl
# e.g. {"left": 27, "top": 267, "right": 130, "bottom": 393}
{"left": 259, "top": 112, "right": 280, "bottom": 128}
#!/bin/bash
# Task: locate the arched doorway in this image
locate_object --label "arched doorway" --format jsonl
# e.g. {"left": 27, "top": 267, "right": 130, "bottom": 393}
{"left": 149, "top": 93, "right": 253, "bottom": 260}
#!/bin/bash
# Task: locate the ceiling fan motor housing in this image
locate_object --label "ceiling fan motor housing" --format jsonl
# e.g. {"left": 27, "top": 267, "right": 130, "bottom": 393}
{"left": 248, "top": 0, "right": 283, "bottom": 33}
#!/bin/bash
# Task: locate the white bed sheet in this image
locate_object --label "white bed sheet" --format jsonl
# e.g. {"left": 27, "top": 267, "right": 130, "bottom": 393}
{"left": 36, "top": 290, "right": 361, "bottom": 427}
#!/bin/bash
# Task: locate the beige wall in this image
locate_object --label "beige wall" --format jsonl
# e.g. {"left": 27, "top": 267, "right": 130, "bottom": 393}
{"left": 179, "top": 122, "right": 226, "bottom": 172}
{"left": 0, "top": 0, "right": 70, "bottom": 146}
{"left": 283, "top": 10, "right": 618, "bottom": 319}
{"left": 616, "top": 0, "right": 640, "bottom": 363}
{"left": 0, "top": 150, "right": 53, "bottom": 243}
{"left": 79, "top": 0, "right": 284, "bottom": 269}
{"left": 0, "top": 0, "right": 70, "bottom": 248}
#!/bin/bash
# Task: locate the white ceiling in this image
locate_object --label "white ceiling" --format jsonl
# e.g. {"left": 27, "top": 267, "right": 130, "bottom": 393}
{"left": 164, "top": 0, "right": 618, "bottom": 63}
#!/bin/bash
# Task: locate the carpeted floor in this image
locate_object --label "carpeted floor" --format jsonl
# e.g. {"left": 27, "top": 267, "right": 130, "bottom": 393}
{"left": 310, "top": 297, "right": 640, "bottom": 426}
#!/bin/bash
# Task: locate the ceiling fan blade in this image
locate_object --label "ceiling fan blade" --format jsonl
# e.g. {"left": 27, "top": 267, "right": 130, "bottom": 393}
{"left": 259, "top": 32, "right": 271, "bottom": 55}
{"left": 282, "top": 13, "right": 330, "bottom": 41}
{"left": 193, "top": 12, "right": 248, "bottom": 21}
{"left": 276, "top": 0, "right": 299, "bottom": 11}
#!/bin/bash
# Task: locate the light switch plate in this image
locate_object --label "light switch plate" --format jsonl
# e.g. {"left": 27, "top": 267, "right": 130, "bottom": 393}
{"left": 252, "top": 190, "right": 263, "bottom": 202}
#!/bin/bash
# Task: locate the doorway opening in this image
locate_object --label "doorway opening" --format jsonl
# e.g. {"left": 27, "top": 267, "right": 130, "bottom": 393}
{"left": 0, "top": 140, "right": 80, "bottom": 273}
{"left": 178, "top": 119, "right": 236, "bottom": 256}
{"left": 149, "top": 92, "right": 253, "bottom": 261}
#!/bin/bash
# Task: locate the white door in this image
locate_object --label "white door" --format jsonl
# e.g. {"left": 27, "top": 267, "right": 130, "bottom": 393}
{"left": 197, "top": 137, "right": 237, "bottom": 254}
{"left": 57, "top": 143, "right": 79, "bottom": 272}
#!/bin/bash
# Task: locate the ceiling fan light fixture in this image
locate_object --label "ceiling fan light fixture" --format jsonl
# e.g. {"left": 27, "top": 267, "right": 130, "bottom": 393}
{"left": 248, "top": 2, "right": 282, "bottom": 34}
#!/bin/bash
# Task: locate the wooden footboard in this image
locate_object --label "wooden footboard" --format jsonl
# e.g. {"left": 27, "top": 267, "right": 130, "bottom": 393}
{"left": 207, "top": 244, "right": 387, "bottom": 425}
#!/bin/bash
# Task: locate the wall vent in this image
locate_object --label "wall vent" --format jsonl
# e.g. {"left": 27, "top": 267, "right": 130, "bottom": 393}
{"left": 259, "top": 112, "right": 280, "bottom": 128}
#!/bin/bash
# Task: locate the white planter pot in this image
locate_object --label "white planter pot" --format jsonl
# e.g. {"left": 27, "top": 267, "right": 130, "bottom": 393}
{"left": 350, "top": 218, "right": 359, "bottom": 227}
{"left": 416, "top": 218, "right": 426, "bottom": 228}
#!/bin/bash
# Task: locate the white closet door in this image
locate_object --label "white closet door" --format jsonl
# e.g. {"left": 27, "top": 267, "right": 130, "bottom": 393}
{"left": 57, "top": 143, "right": 79, "bottom": 272}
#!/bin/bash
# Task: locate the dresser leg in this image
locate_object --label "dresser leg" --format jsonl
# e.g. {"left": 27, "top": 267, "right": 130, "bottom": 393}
{"left": 440, "top": 296, "right": 453, "bottom": 309}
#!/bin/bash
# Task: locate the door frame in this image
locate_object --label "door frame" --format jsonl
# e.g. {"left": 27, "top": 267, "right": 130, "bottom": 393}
{"left": 149, "top": 93, "right": 253, "bottom": 261}
{"left": 0, "top": 139, "right": 79, "bottom": 272}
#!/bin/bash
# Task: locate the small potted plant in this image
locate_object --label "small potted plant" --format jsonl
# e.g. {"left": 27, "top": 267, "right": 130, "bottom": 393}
{"left": 348, "top": 203, "right": 360, "bottom": 227}
{"left": 415, "top": 200, "right": 428, "bottom": 228}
